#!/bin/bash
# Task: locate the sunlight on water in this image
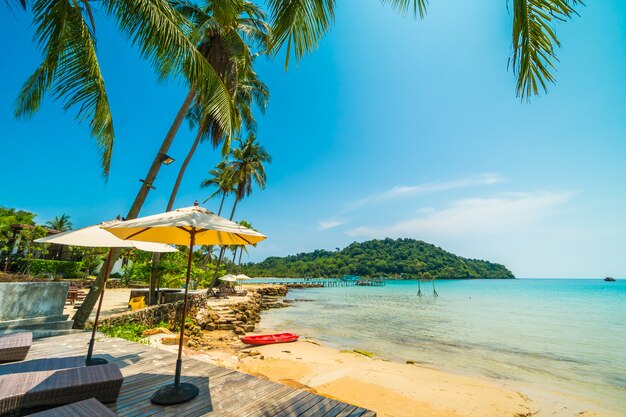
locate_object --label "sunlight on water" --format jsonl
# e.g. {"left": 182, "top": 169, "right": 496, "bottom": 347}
{"left": 258, "top": 279, "right": 626, "bottom": 413}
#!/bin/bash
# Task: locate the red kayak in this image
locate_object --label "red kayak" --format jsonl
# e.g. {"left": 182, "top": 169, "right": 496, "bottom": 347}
{"left": 240, "top": 333, "right": 299, "bottom": 345}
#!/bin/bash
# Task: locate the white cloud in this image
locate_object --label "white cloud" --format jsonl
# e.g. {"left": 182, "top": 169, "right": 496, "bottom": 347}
{"left": 343, "top": 172, "right": 504, "bottom": 212}
{"left": 317, "top": 219, "right": 346, "bottom": 230}
{"left": 347, "top": 191, "right": 576, "bottom": 238}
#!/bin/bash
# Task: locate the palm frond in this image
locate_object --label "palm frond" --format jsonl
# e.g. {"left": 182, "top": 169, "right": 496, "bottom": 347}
{"left": 381, "top": 0, "right": 428, "bottom": 18}
{"left": 267, "top": 0, "right": 335, "bottom": 70}
{"left": 15, "top": 0, "right": 114, "bottom": 178}
{"left": 101, "top": 0, "right": 233, "bottom": 135}
{"left": 511, "top": 0, "right": 581, "bottom": 99}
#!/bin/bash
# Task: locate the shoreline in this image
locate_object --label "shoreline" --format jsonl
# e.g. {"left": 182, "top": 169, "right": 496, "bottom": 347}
{"left": 141, "top": 285, "right": 620, "bottom": 417}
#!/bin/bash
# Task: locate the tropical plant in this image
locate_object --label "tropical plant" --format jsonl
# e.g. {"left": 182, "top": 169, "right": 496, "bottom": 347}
{"left": 227, "top": 133, "right": 271, "bottom": 220}
{"left": 210, "top": 135, "right": 270, "bottom": 288}
{"left": 12, "top": 0, "right": 234, "bottom": 179}
{"left": 201, "top": 161, "right": 236, "bottom": 215}
{"left": 45, "top": 214, "right": 73, "bottom": 231}
{"left": 165, "top": 55, "right": 269, "bottom": 212}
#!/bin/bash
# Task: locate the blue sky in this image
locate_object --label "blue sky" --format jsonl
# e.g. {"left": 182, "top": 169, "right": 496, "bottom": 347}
{"left": 1, "top": 0, "right": 625, "bottom": 278}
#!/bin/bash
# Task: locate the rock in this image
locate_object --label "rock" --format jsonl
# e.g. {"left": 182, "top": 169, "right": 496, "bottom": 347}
{"left": 233, "top": 326, "right": 245, "bottom": 335}
{"left": 248, "top": 350, "right": 261, "bottom": 356}
{"left": 216, "top": 324, "right": 234, "bottom": 331}
{"left": 142, "top": 327, "right": 172, "bottom": 336}
{"left": 242, "top": 324, "right": 255, "bottom": 332}
{"left": 203, "top": 323, "right": 216, "bottom": 331}
{"left": 161, "top": 336, "right": 188, "bottom": 345}
{"left": 406, "top": 360, "right": 416, "bottom": 365}
{"left": 259, "top": 356, "right": 264, "bottom": 360}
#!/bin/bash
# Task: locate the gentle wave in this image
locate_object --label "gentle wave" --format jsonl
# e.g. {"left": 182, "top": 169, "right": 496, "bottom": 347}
{"left": 260, "top": 279, "right": 626, "bottom": 413}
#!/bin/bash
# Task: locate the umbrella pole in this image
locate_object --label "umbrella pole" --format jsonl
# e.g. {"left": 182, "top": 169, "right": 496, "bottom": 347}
{"left": 151, "top": 231, "right": 199, "bottom": 405}
{"left": 85, "top": 248, "right": 113, "bottom": 366}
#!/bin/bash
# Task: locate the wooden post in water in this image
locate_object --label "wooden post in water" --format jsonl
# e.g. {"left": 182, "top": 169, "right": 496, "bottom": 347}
{"left": 417, "top": 279, "right": 422, "bottom": 296}
{"left": 432, "top": 279, "right": 438, "bottom": 297}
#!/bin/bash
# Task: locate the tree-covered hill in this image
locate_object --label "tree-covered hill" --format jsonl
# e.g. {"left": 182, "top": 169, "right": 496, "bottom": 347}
{"left": 242, "top": 238, "right": 514, "bottom": 279}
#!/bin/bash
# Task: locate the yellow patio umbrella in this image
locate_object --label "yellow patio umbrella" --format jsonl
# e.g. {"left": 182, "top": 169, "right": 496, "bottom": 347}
{"left": 103, "top": 203, "right": 266, "bottom": 405}
{"left": 35, "top": 220, "right": 176, "bottom": 366}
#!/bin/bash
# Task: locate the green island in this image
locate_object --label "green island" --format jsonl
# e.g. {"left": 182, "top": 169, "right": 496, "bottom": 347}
{"left": 242, "top": 238, "right": 515, "bottom": 279}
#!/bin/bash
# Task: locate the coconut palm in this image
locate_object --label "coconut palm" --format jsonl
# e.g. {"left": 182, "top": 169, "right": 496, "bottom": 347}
{"left": 45, "top": 214, "right": 73, "bottom": 232}
{"left": 125, "top": 0, "right": 269, "bottom": 219}
{"left": 209, "top": 134, "right": 270, "bottom": 289}
{"left": 165, "top": 57, "right": 269, "bottom": 213}
{"left": 227, "top": 133, "right": 271, "bottom": 220}
{"left": 201, "top": 161, "right": 236, "bottom": 216}
{"left": 13, "top": 0, "right": 234, "bottom": 180}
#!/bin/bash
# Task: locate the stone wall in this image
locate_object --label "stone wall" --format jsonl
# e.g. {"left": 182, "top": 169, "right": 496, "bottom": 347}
{"left": 96, "top": 285, "right": 290, "bottom": 336}
{"left": 0, "top": 282, "right": 69, "bottom": 321}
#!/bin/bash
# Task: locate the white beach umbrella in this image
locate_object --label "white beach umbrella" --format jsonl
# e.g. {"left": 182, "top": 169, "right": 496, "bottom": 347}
{"left": 218, "top": 274, "right": 238, "bottom": 282}
{"left": 103, "top": 203, "right": 266, "bottom": 405}
{"left": 234, "top": 274, "right": 252, "bottom": 280}
{"left": 35, "top": 220, "right": 176, "bottom": 366}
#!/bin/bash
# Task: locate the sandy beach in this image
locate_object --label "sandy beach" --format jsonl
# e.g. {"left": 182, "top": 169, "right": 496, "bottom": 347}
{"left": 145, "top": 328, "right": 619, "bottom": 417}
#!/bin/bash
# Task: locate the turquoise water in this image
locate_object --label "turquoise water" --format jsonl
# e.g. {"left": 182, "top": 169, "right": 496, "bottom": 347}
{"left": 256, "top": 279, "right": 626, "bottom": 413}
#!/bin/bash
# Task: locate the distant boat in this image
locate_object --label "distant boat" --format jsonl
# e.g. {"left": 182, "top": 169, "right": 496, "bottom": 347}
{"left": 604, "top": 277, "right": 616, "bottom": 282}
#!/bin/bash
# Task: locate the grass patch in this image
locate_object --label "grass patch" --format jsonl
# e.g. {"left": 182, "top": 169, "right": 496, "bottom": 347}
{"left": 99, "top": 322, "right": 149, "bottom": 343}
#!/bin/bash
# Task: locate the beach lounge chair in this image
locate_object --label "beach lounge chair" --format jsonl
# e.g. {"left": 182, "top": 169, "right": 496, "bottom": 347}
{"left": 26, "top": 398, "right": 118, "bottom": 416}
{"left": 0, "top": 356, "right": 85, "bottom": 376}
{"left": 211, "top": 287, "right": 228, "bottom": 298}
{"left": 0, "top": 363, "right": 123, "bottom": 415}
{"left": 0, "top": 332, "right": 32, "bottom": 363}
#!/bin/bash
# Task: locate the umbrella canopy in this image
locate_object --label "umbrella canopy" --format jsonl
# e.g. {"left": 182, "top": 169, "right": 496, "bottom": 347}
{"left": 35, "top": 220, "right": 177, "bottom": 253}
{"left": 102, "top": 203, "right": 266, "bottom": 405}
{"left": 234, "top": 274, "right": 252, "bottom": 280}
{"left": 218, "top": 274, "right": 237, "bottom": 282}
{"left": 102, "top": 205, "right": 266, "bottom": 246}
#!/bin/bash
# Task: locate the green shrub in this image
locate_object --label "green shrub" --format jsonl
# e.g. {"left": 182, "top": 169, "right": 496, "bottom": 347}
{"left": 99, "top": 322, "right": 148, "bottom": 343}
{"left": 17, "top": 259, "right": 83, "bottom": 278}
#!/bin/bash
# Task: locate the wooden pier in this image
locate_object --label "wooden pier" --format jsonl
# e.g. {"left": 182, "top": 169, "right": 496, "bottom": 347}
{"left": 255, "top": 278, "right": 386, "bottom": 288}
{"left": 19, "top": 333, "right": 376, "bottom": 417}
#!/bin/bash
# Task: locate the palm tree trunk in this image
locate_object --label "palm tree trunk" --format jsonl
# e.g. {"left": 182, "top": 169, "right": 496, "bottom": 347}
{"left": 150, "top": 128, "right": 203, "bottom": 303}
{"left": 218, "top": 191, "right": 226, "bottom": 215}
{"left": 166, "top": 129, "right": 203, "bottom": 211}
{"left": 201, "top": 191, "right": 227, "bottom": 270}
{"left": 207, "top": 197, "right": 240, "bottom": 293}
{"left": 73, "top": 88, "right": 195, "bottom": 327}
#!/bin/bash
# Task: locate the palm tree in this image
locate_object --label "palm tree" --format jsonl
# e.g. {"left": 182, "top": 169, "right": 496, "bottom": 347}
{"left": 227, "top": 134, "right": 271, "bottom": 220}
{"left": 210, "top": 134, "right": 270, "bottom": 289}
{"left": 45, "top": 214, "right": 73, "bottom": 232}
{"left": 165, "top": 57, "right": 269, "bottom": 213}
{"left": 201, "top": 161, "right": 236, "bottom": 216}
{"left": 12, "top": 0, "right": 234, "bottom": 180}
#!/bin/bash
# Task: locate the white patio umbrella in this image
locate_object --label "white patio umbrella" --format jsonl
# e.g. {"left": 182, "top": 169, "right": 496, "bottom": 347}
{"left": 103, "top": 203, "right": 265, "bottom": 405}
{"left": 35, "top": 220, "right": 176, "bottom": 366}
{"left": 234, "top": 274, "right": 251, "bottom": 280}
{"left": 218, "top": 274, "right": 237, "bottom": 282}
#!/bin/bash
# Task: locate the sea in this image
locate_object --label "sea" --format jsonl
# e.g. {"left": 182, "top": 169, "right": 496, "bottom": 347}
{"left": 253, "top": 279, "right": 626, "bottom": 414}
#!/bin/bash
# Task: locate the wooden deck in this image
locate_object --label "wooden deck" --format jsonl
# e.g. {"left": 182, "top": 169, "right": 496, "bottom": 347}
{"left": 22, "top": 333, "right": 376, "bottom": 417}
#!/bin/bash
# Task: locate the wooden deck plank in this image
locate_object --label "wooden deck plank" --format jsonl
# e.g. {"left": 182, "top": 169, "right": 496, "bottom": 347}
{"left": 318, "top": 401, "right": 352, "bottom": 417}
{"left": 235, "top": 390, "right": 311, "bottom": 417}
{"left": 22, "top": 333, "right": 376, "bottom": 417}
{"left": 272, "top": 393, "right": 325, "bottom": 417}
